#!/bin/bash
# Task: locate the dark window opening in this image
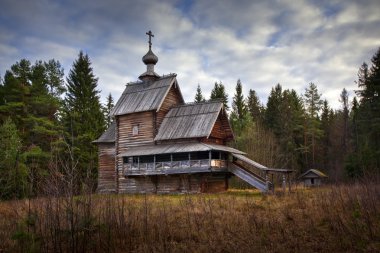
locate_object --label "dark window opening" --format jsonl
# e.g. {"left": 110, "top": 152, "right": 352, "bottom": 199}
{"left": 156, "top": 154, "right": 171, "bottom": 162}
{"left": 132, "top": 156, "right": 139, "bottom": 164}
{"left": 172, "top": 153, "right": 188, "bottom": 161}
{"left": 140, "top": 155, "right": 154, "bottom": 163}
{"left": 123, "top": 157, "right": 130, "bottom": 163}
{"left": 311, "top": 178, "right": 315, "bottom": 185}
{"left": 190, "top": 151, "right": 209, "bottom": 160}
{"left": 211, "top": 151, "right": 220, "bottom": 159}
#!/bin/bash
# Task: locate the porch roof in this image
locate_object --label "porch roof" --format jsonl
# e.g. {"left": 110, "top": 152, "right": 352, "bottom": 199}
{"left": 118, "top": 142, "right": 245, "bottom": 157}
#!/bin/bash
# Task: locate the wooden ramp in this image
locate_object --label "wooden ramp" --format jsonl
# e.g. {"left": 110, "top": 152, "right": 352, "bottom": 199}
{"left": 228, "top": 163, "right": 269, "bottom": 192}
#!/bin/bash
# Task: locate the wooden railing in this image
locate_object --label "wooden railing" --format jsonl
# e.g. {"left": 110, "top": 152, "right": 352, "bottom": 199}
{"left": 124, "top": 159, "right": 227, "bottom": 175}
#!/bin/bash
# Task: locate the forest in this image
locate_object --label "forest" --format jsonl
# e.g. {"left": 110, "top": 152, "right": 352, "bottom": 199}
{"left": 0, "top": 47, "right": 379, "bottom": 200}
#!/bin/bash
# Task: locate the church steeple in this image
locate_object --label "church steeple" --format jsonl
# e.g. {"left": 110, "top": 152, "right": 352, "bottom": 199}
{"left": 139, "top": 30, "right": 160, "bottom": 81}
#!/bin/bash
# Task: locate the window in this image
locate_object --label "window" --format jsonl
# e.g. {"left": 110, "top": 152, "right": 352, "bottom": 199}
{"left": 132, "top": 125, "right": 139, "bottom": 136}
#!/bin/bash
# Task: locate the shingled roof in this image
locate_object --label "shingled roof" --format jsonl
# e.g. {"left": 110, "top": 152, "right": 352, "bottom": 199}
{"left": 111, "top": 74, "right": 183, "bottom": 116}
{"left": 93, "top": 122, "right": 115, "bottom": 143}
{"left": 154, "top": 101, "right": 232, "bottom": 141}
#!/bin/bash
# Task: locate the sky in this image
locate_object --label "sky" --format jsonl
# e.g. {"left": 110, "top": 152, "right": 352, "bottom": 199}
{"left": 1, "top": 0, "right": 380, "bottom": 109}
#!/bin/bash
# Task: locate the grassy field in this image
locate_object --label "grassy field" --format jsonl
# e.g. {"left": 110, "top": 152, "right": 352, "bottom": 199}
{"left": 0, "top": 182, "right": 379, "bottom": 253}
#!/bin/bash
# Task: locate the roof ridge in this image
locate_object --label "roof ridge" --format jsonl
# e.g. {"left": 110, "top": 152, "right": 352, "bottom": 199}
{"left": 126, "top": 73, "right": 177, "bottom": 86}
{"left": 165, "top": 111, "right": 220, "bottom": 118}
{"left": 172, "top": 100, "right": 222, "bottom": 108}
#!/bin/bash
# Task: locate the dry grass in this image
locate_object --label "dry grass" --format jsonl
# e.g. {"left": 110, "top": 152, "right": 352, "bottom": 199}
{"left": 0, "top": 183, "right": 379, "bottom": 253}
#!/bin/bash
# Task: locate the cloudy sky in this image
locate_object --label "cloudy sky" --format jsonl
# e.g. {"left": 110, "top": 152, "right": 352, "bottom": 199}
{"left": 1, "top": 0, "right": 379, "bottom": 109}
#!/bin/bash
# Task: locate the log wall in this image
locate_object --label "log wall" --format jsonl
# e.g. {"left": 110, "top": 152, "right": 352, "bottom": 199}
{"left": 116, "top": 112, "right": 155, "bottom": 193}
{"left": 118, "top": 173, "right": 228, "bottom": 194}
{"left": 156, "top": 85, "right": 183, "bottom": 135}
{"left": 97, "top": 143, "right": 116, "bottom": 193}
{"left": 209, "top": 112, "right": 227, "bottom": 140}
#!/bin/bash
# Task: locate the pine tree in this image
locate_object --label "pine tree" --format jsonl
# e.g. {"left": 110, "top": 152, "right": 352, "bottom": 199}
{"left": 105, "top": 93, "right": 114, "bottom": 127}
{"left": 210, "top": 81, "right": 229, "bottom": 110}
{"left": 63, "top": 51, "right": 105, "bottom": 191}
{"left": 194, "top": 84, "right": 206, "bottom": 103}
{"left": 0, "top": 59, "right": 64, "bottom": 196}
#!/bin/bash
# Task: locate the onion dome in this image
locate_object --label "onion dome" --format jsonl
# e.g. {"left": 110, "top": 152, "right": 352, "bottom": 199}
{"left": 142, "top": 49, "right": 158, "bottom": 65}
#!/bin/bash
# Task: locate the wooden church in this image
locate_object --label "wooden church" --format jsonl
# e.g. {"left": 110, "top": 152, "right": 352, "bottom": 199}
{"left": 94, "top": 31, "right": 286, "bottom": 194}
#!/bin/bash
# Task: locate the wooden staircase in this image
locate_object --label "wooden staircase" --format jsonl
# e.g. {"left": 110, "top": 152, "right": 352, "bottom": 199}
{"left": 228, "top": 154, "right": 274, "bottom": 193}
{"left": 228, "top": 163, "right": 270, "bottom": 192}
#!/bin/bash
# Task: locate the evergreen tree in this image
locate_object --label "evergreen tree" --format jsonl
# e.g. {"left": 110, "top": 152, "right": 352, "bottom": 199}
{"left": 105, "top": 93, "right": 114, "bottom": 127}
{"left": 210, "top": 81, "right": 229, "bottom": 110}
{"left": 247, "top": 89, "right": 264, "bottom": 123}
{"left": 339, "top": 88, "right": 349, "bottom": 153}
{"left": 194, "top": 84, "right": 206, "bottom": 103}
{"left": 278, "top": 89, "right": 305, "bottom": 171}
{"left": 62, "top": 51, "right": 106, "bottom": 191}
{"left": 264, "top": 83, "right": 282, "bottom": 135}
{"left": 320, "top": 100, "right": 332, "bottom": 173}
{"left": 304, "top": 82, "right": 323, "bottom": 169}
{"left": 0, "top": 59, "right": 64, "bottom": 196}
{"left": 0, "top": 118, "right": 27, "bottom": 199}
{"left": 353, "top": 47, "right": 380, "bottom": 172}
{"left": 230, "top": 79, "right": 249, "bottom": 135}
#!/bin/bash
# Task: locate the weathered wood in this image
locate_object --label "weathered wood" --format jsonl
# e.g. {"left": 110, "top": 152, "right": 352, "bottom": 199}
{"left": 156, "top": 84, "right": 183, "bottom": 134}
{"left": 97, "top": 143, "right": 116, "bottom": 193}
{"left": 118, "top": 173, "right": 229, "bottom": 194}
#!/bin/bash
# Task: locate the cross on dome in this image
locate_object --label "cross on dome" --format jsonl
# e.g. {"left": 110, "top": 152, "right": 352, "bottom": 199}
{"left": 146, "top": 30, "right": 154, "bottom": 49}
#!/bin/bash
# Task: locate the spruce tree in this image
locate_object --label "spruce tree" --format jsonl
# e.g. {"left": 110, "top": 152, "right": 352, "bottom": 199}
{"left": 210, "top": 81, "right": 229, "bottom": 110}
{"left": 304, "top": 82, "right": 323, "bottom": 169}
{"left": 63, "top": 51, "right": 105, "bottom": 191}
{"left": 194, "top": 84, "right": 206, "bottom": 103}
{"left": 230, "top": 79, "right": 249, "bottom": 134}
{"left": 105, "top": 93, "right": 114, "bottom": 127}
{"left": 264, "top": 83, "right": 283, "bottom": 135}
{"left": 354, "top": 47, "right": 380, "bottom": 171}
{"left": 247, "top": 89, "right": 264, "bottom": 123}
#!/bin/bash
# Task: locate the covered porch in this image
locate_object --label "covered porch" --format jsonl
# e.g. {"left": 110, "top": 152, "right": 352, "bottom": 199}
{"left": 119, "top": 142, "right": 244, "bottom": 176}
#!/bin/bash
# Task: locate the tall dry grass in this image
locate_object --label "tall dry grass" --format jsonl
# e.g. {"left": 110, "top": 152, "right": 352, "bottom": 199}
{"left": 0, "top": 182, "right": 379, "bottom": 252}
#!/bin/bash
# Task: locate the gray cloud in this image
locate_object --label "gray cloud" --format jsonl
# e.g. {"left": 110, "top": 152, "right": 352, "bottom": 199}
{"left": 0, "top": 0, "right": 379, "bottom": 109}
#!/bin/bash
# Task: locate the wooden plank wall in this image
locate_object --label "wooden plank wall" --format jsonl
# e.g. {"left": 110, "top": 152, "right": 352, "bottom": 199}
{"left": 118, "top": 173, "right": 228, "bottom": 194}
{"left": 116, "top": 112, "right": 155, "bottom": 193}
{"left": 209, "top": 112, "right": 227, "bottom": 140}
{"left": 97, "top": 143, "right": 116, "bottom": 193}
{"left": 156, "top": 85, "right": 183, "bottom": 135}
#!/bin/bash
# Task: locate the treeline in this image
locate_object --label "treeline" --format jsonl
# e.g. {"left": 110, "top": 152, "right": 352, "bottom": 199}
{"left": 196, "top": 47, "right": 380, "bottom": 180}
{"left": 1, "top": 47, "right": 379, "bottom": 199}
{"left": 0, "top": 52, "right": 112, "bottom": 199}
